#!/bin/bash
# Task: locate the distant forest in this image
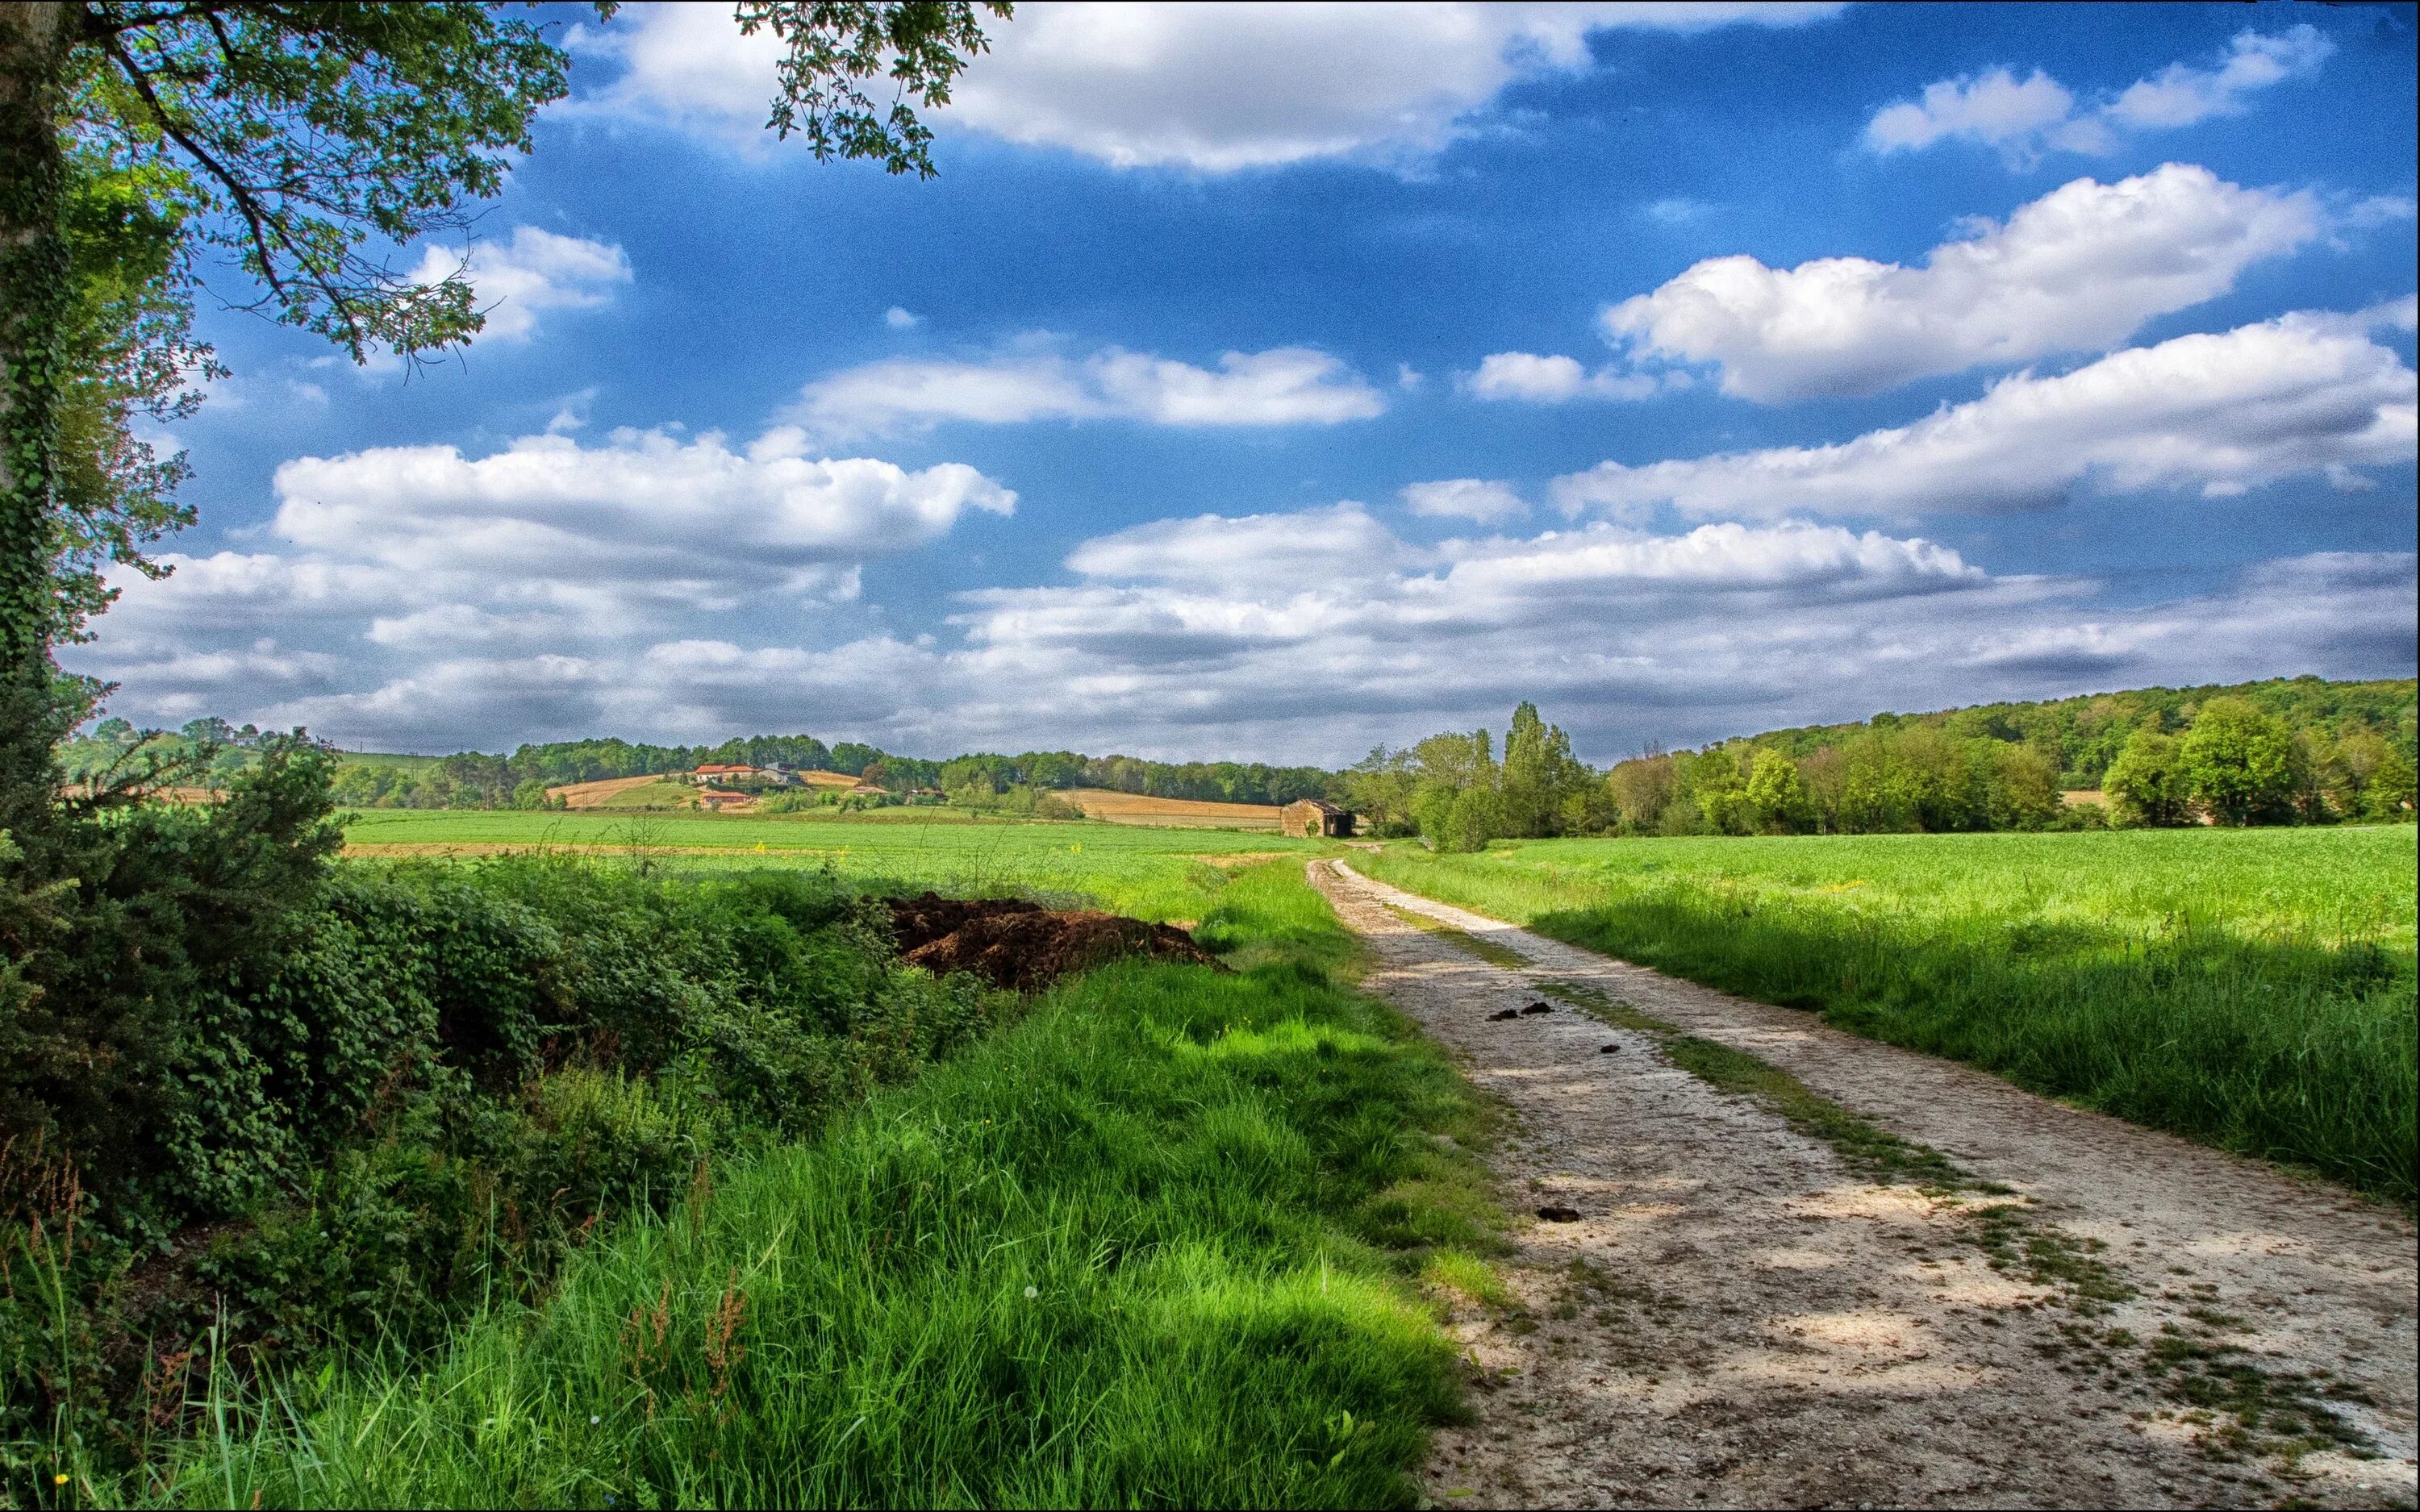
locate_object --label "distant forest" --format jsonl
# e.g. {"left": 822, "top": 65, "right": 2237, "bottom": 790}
{"left": 63, "top": 723, "right": 1334, "bottom": 814}
{"left": 66, "top": 675, "right": 2415, "bottom": 834}
{"left": 1338, "top": 676, "right": 2417, "bottom": 848}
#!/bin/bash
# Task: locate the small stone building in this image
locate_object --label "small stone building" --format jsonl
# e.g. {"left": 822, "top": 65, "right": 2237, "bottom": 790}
{"left": 1280, "top": 798, "right": 1354, "bottom": 839}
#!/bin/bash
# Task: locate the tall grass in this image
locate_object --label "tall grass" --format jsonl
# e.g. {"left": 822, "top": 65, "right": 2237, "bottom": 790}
{"left": 156, "top": 864, "right": 1497, "bottom": 1507}
{"left": 1360, "top": 828, "right": 2417, "bottom": 1204}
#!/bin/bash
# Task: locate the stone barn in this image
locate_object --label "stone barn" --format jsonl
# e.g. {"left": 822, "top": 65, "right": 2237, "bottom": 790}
{"left": 1279, "top": 798, "right": 1355, "bottom": 839}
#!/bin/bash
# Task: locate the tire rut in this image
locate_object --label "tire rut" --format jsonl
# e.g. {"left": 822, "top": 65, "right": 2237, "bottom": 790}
{"left": 1309, "top": 860, "right": 2418, "bottom": 1510}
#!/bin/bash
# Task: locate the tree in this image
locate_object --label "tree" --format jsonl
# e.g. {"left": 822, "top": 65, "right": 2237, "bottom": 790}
{"left": 2101, "top": 728, "right": 2188, "bottom": 827}
{"left": 2178, "top": 698, "right": 2299, "bottom": 826}
{"left": 1500, "top": 700, "right": 1590, "bottom": 838}
{"left": 1608, "top": 751, "right": 1676, "bottom": 834}
{"left": 1743, "top": 749, "right": 1816, "bottom": 835}
{"left": 2, "top": 0, "right": 1006, "bottom": 1223}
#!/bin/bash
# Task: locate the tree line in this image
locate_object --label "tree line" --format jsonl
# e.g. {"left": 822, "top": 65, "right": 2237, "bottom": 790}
{"left": 1335, "top": 678, "right": 2415, "bottom": 851}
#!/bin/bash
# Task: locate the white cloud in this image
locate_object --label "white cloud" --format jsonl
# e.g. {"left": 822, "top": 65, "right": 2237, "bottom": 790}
{"left": 885, "top": 306, "right": 923, "bottom": 330}
{"left": 410, "top": 227, "right": 632, "bottom": 344}
{"left": 2105, "top": 25, "right": 2337, "bottom": 130}
{"left": 86, "top": 427, "right": 1013, "bottom": 719}
{"left": 68, "top": 490, "right": 2414, "bottom": 762}
{"left": 1553, "top": 309, "right": 2418, "bottom": 521}
{"left": 1066, "top": 502, "right": 1408, "bottom": 587}
{"left": 1464, "top": 351, "right": 1682, "bottom": 402}
{"left": 1863, "top": 67, "right": 2081, "bottom": 157}
{"left": 1864, "top": 27, "right": 2334, "bottom": 165}
{"left": 790, "top": 343, "right": 1385, "bottom": 438}
{"left": 570, "top": 1, "right": 1841, "bottom": 169}
{"left": 1601, "top": 165, "right": 2320, "bottom": 401}
{"left": 1400, "top": 479, "right": 1527, "bottom": 524}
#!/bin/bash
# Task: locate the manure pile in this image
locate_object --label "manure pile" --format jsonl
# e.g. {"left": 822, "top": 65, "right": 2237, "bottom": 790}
{"left": 887, "top": 892, "right": 1225, "bottom": 992}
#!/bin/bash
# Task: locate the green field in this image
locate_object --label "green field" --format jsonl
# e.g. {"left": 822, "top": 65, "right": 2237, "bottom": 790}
{"left": 1358, "top": 827, "right": 2418, "bottom": 1203}
{"left": 343, "top": 808, "right": 1316, "bottom": 920}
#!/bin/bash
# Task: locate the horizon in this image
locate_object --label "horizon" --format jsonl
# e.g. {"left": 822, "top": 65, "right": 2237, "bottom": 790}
{"left": 67, "top": 1, "right": 2418, "bottom": 765}
{"left": 119, "top": 669, "right": 2414, "bottom": 771}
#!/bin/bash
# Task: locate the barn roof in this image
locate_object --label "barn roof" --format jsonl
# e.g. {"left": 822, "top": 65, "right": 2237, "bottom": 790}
{"left": 1286, "top": 798, "right": 1347, "bottom": 814}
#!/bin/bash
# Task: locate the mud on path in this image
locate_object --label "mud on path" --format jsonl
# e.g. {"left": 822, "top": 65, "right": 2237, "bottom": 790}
{"left": 1309, "top": 860, "right": 2418, "bottom": 1510}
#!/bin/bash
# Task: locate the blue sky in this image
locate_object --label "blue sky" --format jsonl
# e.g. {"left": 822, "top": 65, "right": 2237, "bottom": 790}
{"left": 73, "top": 1, "right": 2418, "bottom": 763}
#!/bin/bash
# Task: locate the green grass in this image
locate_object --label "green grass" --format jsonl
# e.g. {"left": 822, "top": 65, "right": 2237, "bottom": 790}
{"left": 1358, "top": 827, "right": 2418, "bottom": 1204}
{"left": 342, "top": 809, "right": 1316, "bottom": 921}
{"left": 155, "top": 862, "right": 1500, "bottom": 1508}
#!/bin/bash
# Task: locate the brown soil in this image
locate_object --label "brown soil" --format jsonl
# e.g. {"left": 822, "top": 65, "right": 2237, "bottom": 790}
{"left": 1311, "top": 860, "right": 2418, "bottom": 1510}
{"left": 885, "top": 892, "right": 1225, "bottom": 993}
{"left": 1061, "top": 788, "right": 1282, "bottom": 829}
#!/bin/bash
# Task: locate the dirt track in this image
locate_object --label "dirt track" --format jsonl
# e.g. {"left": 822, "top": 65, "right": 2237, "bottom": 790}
{"left": 1310, "top": 860, "right": 2418, "bottom": 1510}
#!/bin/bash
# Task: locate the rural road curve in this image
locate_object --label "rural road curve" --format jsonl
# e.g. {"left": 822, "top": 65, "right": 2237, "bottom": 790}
{"left": 1309, "top": 860, "right": 2419, "bottom": 1510}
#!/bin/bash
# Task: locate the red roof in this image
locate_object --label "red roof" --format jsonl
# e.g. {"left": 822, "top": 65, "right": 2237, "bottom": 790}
{"left": 695, "top": 764, "right": 757, "bottom": 775}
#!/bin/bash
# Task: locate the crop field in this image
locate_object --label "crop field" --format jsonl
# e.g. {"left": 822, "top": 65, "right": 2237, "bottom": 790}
{"left": 342, "top": 807, "right": 1315, "bottom": 920}
{"left": 1358, "top": 826, "right": 2418, "bottom": 1202}
{"left": 1062, "top": 788, "right": 1283, "bottom": 828}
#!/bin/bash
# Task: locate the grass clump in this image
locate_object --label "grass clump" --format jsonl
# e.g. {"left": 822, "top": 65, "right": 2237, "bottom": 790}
{"left": 1358, "top": 828, "right": 2418, "bottom": 1203}
{"left": 157, "top": 862, "right": 1500, "bottom": 1507}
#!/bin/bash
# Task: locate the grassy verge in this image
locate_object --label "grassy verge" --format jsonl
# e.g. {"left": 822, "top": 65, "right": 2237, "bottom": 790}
{"left": 155, "top": 862, "right": 1500, "bottom": 1508}
{"left": 1356, "top": 830, "right": 2416, "bottom": 1206}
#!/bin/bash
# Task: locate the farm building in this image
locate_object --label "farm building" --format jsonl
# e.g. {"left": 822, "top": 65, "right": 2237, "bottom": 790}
{"left": 1279, "top": 798, "right": 1354, "bottom": 839}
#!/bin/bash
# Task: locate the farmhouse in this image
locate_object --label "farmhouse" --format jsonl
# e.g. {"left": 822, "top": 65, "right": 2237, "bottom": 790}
{"left": 1279, "top": 798, "right": 1354, "bottom": 839}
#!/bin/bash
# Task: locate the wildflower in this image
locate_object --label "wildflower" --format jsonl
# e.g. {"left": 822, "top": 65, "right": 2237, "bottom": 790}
{"left": 591, "top": 1414, "right": 602, "bottom": 1425}
{"left": 1023, "top": 1285, "right": 1039, "bottom": 1299}
{"left": 55, "top": 1474, "right": 69, "bottom": 1485}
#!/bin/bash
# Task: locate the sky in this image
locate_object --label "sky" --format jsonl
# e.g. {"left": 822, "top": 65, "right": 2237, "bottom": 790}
{"left": 69, "top": 0, "right": 2419, "bottom": 764}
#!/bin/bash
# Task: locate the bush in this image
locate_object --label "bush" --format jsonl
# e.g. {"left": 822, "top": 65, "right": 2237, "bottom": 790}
{"left": 0, "top": 829, "right": 1012, "bottom": 1477}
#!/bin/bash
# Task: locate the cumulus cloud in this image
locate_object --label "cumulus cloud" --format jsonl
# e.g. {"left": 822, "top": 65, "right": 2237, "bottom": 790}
{"left": 409, "top": 227, "right": 632, "bottom": 344}
{"left": 80, "top": 425, "right": 1014, "bottom": 733}
{"left": 884, "top": 306, "right": 923, "bottom": 330}
{"left": 1601, "top": 165, "right": 2321, "bottom": 401}
{"left": 789, "top": 344, "right": 1385, "bottom": 438}
{"left": 1863, "top": 67, "right": 2084, "bottom": 158}
{"left": 1400, "top": 479, "right": 1527, "bottom": 524}
{"left": 69, "top": 487, "right": 2414, "bottom": 760}
{"left": 570, "top": 1, "right": 1840, "bottom": 169}
{"left": 1863, "top": 27, "right": 2334, "bottom": 165}
{"left": 1553, "top": 309, "right": 2418, "bottom": 521}
{"left": 1463, "top": 351, "right": 1682, "bottom": 403}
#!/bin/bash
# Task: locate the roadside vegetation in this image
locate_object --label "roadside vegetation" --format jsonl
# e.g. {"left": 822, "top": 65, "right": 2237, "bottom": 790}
{"left": 11, "top": 837, "right": 1496, "bottom": 1506}
{"left": 1358, "top": 827, "right": 2417, "bottom": 1204}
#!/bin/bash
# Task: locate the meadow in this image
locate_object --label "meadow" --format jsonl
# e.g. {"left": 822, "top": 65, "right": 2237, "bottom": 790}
{"left": 149, "top": 863, "right": 1499, "bottom": 1508}
{"left": 343, "top": 808, "right": 1312, "bottom": 921}
{"left": 1358, "top": 826, "right": 2418, "bottom": 1203}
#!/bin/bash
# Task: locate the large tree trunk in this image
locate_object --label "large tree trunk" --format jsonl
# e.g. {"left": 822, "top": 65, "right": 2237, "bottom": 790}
{"left": 0, "top": 2, "right": 74, "bottom": 832}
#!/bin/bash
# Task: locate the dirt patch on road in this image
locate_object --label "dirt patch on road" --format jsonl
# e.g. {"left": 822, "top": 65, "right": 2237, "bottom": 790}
{"left": 1311, "top": 860, "right": 2416, "bottom": 1510}
{"left": 885, "top": 892, "right": 1225, "bottom": 993}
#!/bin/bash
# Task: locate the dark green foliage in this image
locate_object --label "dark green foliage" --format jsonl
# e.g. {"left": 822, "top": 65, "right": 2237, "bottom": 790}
{"left": 1, "top": 823, "right": 1008, "bottom": 1486}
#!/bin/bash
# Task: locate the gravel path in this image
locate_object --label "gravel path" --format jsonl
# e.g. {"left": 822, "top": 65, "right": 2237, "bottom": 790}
{"left": 1310, "top": 860, "right": 2418, "bottom": 1510}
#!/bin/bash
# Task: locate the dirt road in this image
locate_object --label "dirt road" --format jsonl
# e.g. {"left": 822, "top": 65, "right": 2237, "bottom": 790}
{"left": 1309, "top": 860, "right": 2418, "bottom": 1510}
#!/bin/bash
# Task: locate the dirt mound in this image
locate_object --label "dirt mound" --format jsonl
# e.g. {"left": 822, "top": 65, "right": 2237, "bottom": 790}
{"left": 887, "top": 893, "right": 1045, "bottom": 953}
{"left": 886, "top": 892, "right": 1224, "bottom": 992}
